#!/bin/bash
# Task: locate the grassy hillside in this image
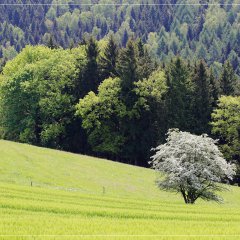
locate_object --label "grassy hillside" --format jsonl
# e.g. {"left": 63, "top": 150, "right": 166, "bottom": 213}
{"left": 0, "top": 140, "right": 164, "bottom": 200}
{"left": 0, "top": 140, "right": 240, "bottom": 239}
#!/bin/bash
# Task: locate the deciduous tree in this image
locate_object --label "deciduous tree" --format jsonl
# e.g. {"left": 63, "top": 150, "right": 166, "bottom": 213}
{"left": 150, "top": 129, "right": 236, "bottom": 204}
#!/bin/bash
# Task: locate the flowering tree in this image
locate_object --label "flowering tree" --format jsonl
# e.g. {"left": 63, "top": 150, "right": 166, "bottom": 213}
{"left": 150, "top": 129, "right": 236, "bottom": 204}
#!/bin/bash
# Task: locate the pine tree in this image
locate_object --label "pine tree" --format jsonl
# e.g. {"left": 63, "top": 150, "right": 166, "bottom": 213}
{"left": 220, "top": 61, "right": 238, "bottom": 96}
{"left": 117, "top": 40, "right": 140, "bottom": 165}
{"left": 137, "top": 38, "right": 144, "bottom": 57}
{"left": 122, "top": 29, "right": 129, "bottom": 47}
{"left": 47, "top": 35, "right": 57, "bottom": 49}
{"left": 209, "top": 68, "right": 220, "bottom": 107}
{"left": 82, "top": 37, "right": 100, "bottom": 95}
{"left": 192, "top": 60, "right": 212, "bottom": 134}
{"left": 166, "top": 57, "right": 193, "bottom": 132}
{"left": 137, "top": 38, "right": 157, "bottom": 80}
{"left": 99, "top": 35, "right": 119, "bottom": 80}
{"left": 117, "top": 39, "right": 138, "bottom": 98}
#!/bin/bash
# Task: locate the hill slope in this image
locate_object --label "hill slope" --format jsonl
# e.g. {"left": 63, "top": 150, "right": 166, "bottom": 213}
{"left": 1, "top": 140, "right": 240, "bottom": 239}
{"left": 0, "top": 139, "right": 164, "bottom": 200}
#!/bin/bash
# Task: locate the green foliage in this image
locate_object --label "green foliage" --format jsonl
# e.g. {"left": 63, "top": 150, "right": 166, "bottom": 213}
{"left": 220, "top": 61, "right": 239, "bottom": 96}
{"left": 0, "top": 45, "right": 86, "bottom": 150}
{"left": 83, "top": 37, "right": 100, "bottom": 94}
{"left": 0, "top": 46, "right": 52, "bottom": 143}
{"left": 77, "top": 66, "right": 167, "bottom": 165}
{"left": 165, "top": 57, "right": 193, "bottom": 132}
{"left": 191, "top": 61, "right": 213, "bottom": 134}
{"left": 134, "top": 69, "right": 167, "bottom": 109}
{"left": 76, "top": 77, "right": 126, "bottom": 155}
{"left": 99, "top": 35, "right": 119, "bottom": 79}
{"left": 117, "top": 39, "right": 138, "bottom": 94}
{"left": 0, "top": 0, "right": 240, "bottom": 80}
{"left": 211, "top": 96, "right": 240, "bottom": 167}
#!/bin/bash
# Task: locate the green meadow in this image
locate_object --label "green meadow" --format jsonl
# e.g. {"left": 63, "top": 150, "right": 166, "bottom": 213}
{"left": 0, "top": 140, "right": 240, "bottom": 239}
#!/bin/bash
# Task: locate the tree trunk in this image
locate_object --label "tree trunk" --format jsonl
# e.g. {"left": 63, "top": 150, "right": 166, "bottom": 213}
{"left": 181, "top": 189, "right": 196, "bottom": 204}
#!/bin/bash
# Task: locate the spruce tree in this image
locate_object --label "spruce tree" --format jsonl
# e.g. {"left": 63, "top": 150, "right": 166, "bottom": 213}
{"left": 137, "top": 38, "right": 145, "bottom": 57}
{"left": 166, "top": 57, "right": 193, "bottom": 132}
{"left": 116, "top": 40, "right": 139, "bottom": 165}
{"left": 47, "top": 35, "right": 57, "bottom": 49}
{"left": 220, "top": 61, "right": 238, "bottom": 96}
{"left": 137, "top": 39, "right": 156, "bottom": 80}
{"left": 122, "top": 29, "right": 129, "bottom": 47}
{"left": 192, "top": 60, "right": 212, "bottom": 134}
{"left": 99, "top": 35, "right": 119, "bottom": 80}
{"left": 209, "top": 68, "right": 220, "bottom": 107}
{"left": 117, "top": 39, "right": 138, "bottom": 98}
{"left": 82, "top": 37, "right": 100, "bottom": 95}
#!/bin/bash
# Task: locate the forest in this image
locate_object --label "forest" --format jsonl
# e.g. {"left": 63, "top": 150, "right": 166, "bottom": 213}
{"left": 0, "top": 36, "right": 239, "bottom": 183}
{"left": 0, "top": 0, "right": 240, "bottom": 78}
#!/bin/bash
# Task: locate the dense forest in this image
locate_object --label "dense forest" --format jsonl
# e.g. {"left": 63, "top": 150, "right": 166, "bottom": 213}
{"left": 0, "top": 0, "right": 240, "bottom": 77}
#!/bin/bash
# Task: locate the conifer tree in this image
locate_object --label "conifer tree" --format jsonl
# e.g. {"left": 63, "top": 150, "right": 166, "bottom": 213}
{"left": 209, "top": 68, "right": 220, "bottom": 107}
{"left": 99, "top": 35, "right": 119, "bottom": 80}
{"left": 220, "top": 61, "right": 238, "bottom": 96}
{"left": 122, "top": 30, "right": 129, "bottom": 47}
{"left": 137, "top": 39, "right": 157, "bottom": 80}
{"left": 117, "top": 39, "right": 138, "bottom": 99}
{"left": 47, "top": 35, "right": 57, "bottom": 49}
{"left": 137, "top": 38, "right": 144, "bottom": 57}
{"left": 166, "top": 57, "right": 193, "bottom": 132}
{"left": 82, "top": 37, "right": 100, "bottom": 95}
{"left": 116, "top": 40, "right": 140, "bottom": 165}
{"left": 192, "top": 60, "right": 212, "bottom": 134}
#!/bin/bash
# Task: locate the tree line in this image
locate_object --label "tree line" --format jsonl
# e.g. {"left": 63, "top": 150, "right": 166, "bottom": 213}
{"left": 0, "top": 37, "right": 239, "bottom": 183}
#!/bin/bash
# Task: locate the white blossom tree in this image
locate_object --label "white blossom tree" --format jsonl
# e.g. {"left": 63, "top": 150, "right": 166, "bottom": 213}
{"left": 150, "top": 129, "right": 236, "bottom": 204}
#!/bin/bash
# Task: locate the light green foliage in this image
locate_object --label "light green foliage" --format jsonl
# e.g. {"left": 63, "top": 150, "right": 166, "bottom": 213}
{"left": 76, "top": 77, "right": 127, "bottom": 154}
{"left": 0, "top": 45, "right": 86, "bottom": 148}
{"left": 76, "top": 68, "right": 167, "bottom": 159}
{"left": 36, "top": 48, "right": 79, "bottom": 147}
{"left": 0, "top": 46, "right": 52, "bottom": 143}
{"left": 211, "top": 96, "right": 240, "bottom": 162}
{"left": 134, "top": 69, "right": 167, "bottom": 110}
{"left": 0, "top": 140, "right": 240, "bottom": 238}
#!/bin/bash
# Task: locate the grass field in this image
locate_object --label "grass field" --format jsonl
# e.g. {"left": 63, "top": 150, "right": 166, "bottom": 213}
{"left": 0, "top": 140, "right": 240, "bottom": 239}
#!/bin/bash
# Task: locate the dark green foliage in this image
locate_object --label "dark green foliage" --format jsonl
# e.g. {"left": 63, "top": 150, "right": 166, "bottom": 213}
{"left": 220, "top": 61, "right": 239, "bottom": 96}
{"left": 47, "top": 35, "right": 58, "bottom": 49}
{"left": 82, "top": 37, "right": 100, "bottom": 95}
{"left": 99, "top": 35, "right": 119, "bottom": 80}
{"left": 209, "top": 68, "right": 220, "bottom": 107}
{"left": 165, "top": 57, "right": 193, "bottom": 132}
{"left": 116, "top": 40, "right": 142, "bottom": 165}
{"left": 191, "top": 61, "right": 213, "bottom": 134}
{"left": 117, "top": 39, "right": 139, "bottom": 109}
{"left": 137, "top": 39, "right": 156, "bottom": 80}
